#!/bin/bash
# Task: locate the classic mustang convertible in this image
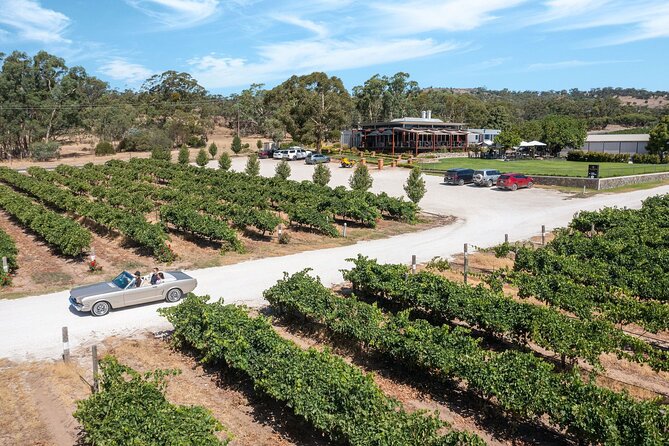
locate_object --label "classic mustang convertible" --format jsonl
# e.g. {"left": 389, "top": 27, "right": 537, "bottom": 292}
{"left": 69, "top": 271, "right": 197, "bottom": 316}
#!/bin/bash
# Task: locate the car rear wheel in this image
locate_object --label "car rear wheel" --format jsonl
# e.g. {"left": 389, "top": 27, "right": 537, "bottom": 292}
{"left": 487, "top": 179, "right": 493, "bottom": 187}
{"left": 458, "top": 179, "right": 465, "bottom": 186}
{"left": 92, "top": 301, "right": 110, "bottom": 316}
{"left": 527, "top": 182, "right": 534, "bottom": 189}
{"left": 511, "top": 183, "right": 518, "bottom": 191}
{"left": 166, "top": 288, "right": 183, "bottom": 303}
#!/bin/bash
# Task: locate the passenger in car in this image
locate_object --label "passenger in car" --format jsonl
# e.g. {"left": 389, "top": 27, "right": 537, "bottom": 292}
{"left": 134, "top": 271, "right": 142, "bottom": 287}
{"left": 150, "top": 267, "right": 164, "bottom": 285}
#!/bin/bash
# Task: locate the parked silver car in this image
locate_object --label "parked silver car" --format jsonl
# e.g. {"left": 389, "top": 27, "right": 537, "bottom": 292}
{"left": 69, "top": 270, "right": 197, "bottom": 316}
{"left": 472, "top": 169, "right": 502, "bottom": 187}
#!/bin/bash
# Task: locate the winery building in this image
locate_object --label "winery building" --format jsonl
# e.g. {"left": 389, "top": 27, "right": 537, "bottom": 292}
{"left": 341, "top": 111, "right": 469, "bottom": 155}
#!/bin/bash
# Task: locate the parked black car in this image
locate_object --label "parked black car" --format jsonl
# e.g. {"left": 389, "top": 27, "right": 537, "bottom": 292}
{"left": 444, "top": 168, "right": 475, "bottom": 185}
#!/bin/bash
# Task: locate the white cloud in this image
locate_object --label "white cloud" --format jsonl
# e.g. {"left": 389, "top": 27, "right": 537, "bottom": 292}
{"left": 526, "top": 59, "right": 632, "bottom": 71}
{"left": 372, "top": 0, "right": 527, "bottom": 33}
{"left": 99, "top": 58, "right": 154, "bottom": 85}
{"left": 272, "top": 14, "right": 329, "bottom": 38}
{"left": 535, "top": 0, "right": 669, "bottom": 45}
{"left": 0, "top": 0, "right": 70, "bottom": 43}
{"left": 125, "top": 0, "right": 220, "bottom": 28}
{"left": 189, "top": 38, "right": 460, "bottom": 88}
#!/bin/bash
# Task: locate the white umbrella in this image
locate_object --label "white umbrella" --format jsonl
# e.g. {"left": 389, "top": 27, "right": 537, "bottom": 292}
{"left": 527, "top": 140, "right": 546, "bottom": 146}
{"left": 519, "top": 141, "right": 532, "bottom": 147}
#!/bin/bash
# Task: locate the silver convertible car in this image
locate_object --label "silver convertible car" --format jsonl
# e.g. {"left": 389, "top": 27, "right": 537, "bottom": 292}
{"left": 69, "top": 271, "right": 197, "bottom": 316}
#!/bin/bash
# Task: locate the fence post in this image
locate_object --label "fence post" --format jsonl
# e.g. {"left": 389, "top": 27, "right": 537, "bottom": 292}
{"left": 343, "top": 222, "right": 347, "bottom": 237}
{"left": 541, "top": 225, "right": 546, "bottom": 246}
{"left": 62, "top": 327, "right": 69, "bottom": 362}
{"left": 590, "top": 222, "right": 595, "bottom": 238}
{"left": 504, "top": 234, "right": 509, "bottom": 244}
{"left": 92, "top": 345, "right": 99, "bottom": 393}
{"left": 463, "top": 243, "right": 469, "bottom": 284}
{"left": 411, "top": 255, "right": 416, "bottom": 274}
{"left": 1, "top": 257, "right": 7, "bottom": 273}
{"left": 277, "top": 225, "right": 282, "bottom": 240}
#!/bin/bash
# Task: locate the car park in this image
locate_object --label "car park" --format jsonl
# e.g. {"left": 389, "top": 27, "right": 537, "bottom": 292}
{"left": 472, "top": 169, "right": 502, "bottom": 187}
{"left": 305, "top": 153, "right": 330, "bottom": 164}
{"left": 497, "top": 173, "right": 534, "bottom": 191}
{"left": 444, "top": 168, "right": 475, "bottom": 185}
{"left": 69, "top": 270, "right": 198, "bottom": 316}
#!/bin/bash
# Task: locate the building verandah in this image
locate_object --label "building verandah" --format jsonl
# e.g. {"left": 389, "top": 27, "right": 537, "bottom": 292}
{"left": 357, "top": 127, "right": 469, "bottom": 156}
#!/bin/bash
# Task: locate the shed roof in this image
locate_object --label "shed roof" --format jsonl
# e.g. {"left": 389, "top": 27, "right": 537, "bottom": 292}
{"left": 586, "top": 134, "right": 650, "bottom": 142}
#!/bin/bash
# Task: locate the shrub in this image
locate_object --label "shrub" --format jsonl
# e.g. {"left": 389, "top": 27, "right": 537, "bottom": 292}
{"left": 257, "top": 139, "right": 263, "bottom": 149}
{"left": 178, "top": 146, "right": 190, "bottom": 165}
{"left": 94, "top": 141, "right": 115, "bottom": 156}
{"left": 187, "top": 135, "right": 206, "bottom": 147}
{"left": 245, "top": 154, "right": 260, "bottom": 176}
{"left": 242, "top": 143, "right": 250, "bottom": 151}
{"left": 349, "top": 163, "right": 373, "bottom": 192}
{"left": 151, "top": 147, "right": 172, "bottom": 162}
{"left": 218, "top": 152, "right": 231, "bottom": 171}
{"left": 566, "top": 150, "right": 630, "bottom": 163}
{"left": 275, "top": 160, "right": 291, "bottom": 180}
{"left": 118, "top": 128, "right": 172, "bottom": 152}
{"left": 196, "top": 148, "right": 209, "bottom": 167}
{"left": 312, "top": 163, "right": 331, "bottom": 186}
{"left": 631, "top": 153, "right": 667, "bottom": 164}
{"left": 403, "top": 167, "right": 426, "bottom": 204}
{"left": 208, "top": 142, "right": 218, "bottom": 159}
{"left": 30, "top": 141, "right": 61, "bottom": 161}
{"left": 231, "top": 135, "right": 242, "bottom": 154}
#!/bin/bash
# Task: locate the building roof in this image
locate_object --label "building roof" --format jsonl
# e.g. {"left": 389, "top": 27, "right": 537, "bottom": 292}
{"left": 586, "top": 134, "right": 650, "bottom": 142}
{"left": 391, "top": 117, "right": 443, "bottom": 123}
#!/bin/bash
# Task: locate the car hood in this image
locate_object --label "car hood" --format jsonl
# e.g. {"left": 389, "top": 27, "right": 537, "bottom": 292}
{"left": 70, "top": 282, "right": 120, "bottom": 299}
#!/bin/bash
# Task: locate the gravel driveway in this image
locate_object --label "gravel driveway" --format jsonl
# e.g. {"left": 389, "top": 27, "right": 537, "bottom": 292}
{"left": 2, "top": 158, "right": 667, "bottom": 361}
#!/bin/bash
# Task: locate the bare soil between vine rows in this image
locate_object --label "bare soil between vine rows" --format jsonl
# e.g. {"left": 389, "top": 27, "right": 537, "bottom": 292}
{"left": 0, "top": 209, "right": 450, "bottom": 299}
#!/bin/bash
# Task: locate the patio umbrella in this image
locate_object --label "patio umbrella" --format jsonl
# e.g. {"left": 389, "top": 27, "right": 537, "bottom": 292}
{"left": 527, "top": 140, "right": 546, "bottom": 146}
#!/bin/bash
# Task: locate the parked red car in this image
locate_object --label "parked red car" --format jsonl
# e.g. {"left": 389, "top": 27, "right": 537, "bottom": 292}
{"left": 496, "top": 173, "right": 534, "bottom": 191}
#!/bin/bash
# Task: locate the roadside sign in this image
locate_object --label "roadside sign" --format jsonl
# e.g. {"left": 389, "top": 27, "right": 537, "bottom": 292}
{"left": 587, "top": 164, "right": 599, "bottom": 179}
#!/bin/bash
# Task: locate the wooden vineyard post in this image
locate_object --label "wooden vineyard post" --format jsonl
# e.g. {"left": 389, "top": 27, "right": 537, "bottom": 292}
{"left": 62, "top": 327, "right": 70, "bottom": 362}
{"left": 504, "top": 234, "right": 509, "bottom": 244}
{"left": 463, "top": 243, "right": 469, "bottom": 284}
{"left": 590, "top": 223, "right": 595, "bottom": 238}
{"left": 92, "top": 345, "right": 99, "bottom": 393}
{"left": 343, "top": 222, "right": 347, "bottom": 237}
{"left": 1, "top": 256, "right": 7, "bottom": 273}
{"left": 541, "top": 225, "right": 546, "bottom": 246}
{"left": 411, "top": 255, "right": 416, "bottom": 274}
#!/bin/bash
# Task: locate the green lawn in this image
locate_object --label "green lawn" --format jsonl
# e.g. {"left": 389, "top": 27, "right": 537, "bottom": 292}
{"left": 416, "top": 158, "right": 669, "bottom": 178}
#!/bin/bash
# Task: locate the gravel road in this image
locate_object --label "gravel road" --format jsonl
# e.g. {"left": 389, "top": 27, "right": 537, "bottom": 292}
{"left": 2, "top": 158, "right": 667, "bottom": 361}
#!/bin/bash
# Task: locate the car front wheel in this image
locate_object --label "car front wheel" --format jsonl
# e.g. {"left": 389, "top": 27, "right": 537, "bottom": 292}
{"left": 487, "top": 180, "right": 493, "bottom": 187}
{"left": 92, "top": 301, "right": 111, "bottom": 316}
{"left": 527, "top": 182, "right": 534, "bottom": 189}
{"left": 458, "top": 179, "right": 465, "bottom": 186}
{"left": 166, "top": 288, "right": 183, "bottom": 303}
{"left": 511, "top": 183, "right": 518, "bottom": 191}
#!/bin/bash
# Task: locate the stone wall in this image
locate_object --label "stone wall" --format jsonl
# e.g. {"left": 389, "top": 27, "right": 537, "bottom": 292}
{"left": 532, "top": 175, "right": 599, "bottom": 189}
{"left": 598, "top": 171, "right": 669, "bottom": 189}
{"left": 534, "top": 171, "right": 669, "bottom": 190}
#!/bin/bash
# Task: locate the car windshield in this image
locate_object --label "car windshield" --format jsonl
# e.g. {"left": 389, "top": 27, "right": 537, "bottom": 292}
{"left": 499, "top": 175, "right": 509, "bottom": 179}
{"left": 111, "top": 271, "right": 134, "bottom": 289}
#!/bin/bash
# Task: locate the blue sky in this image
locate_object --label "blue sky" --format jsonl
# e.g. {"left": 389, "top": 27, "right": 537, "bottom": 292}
{"left": 0, "top": 0, "right": 667, "bottom": 94}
